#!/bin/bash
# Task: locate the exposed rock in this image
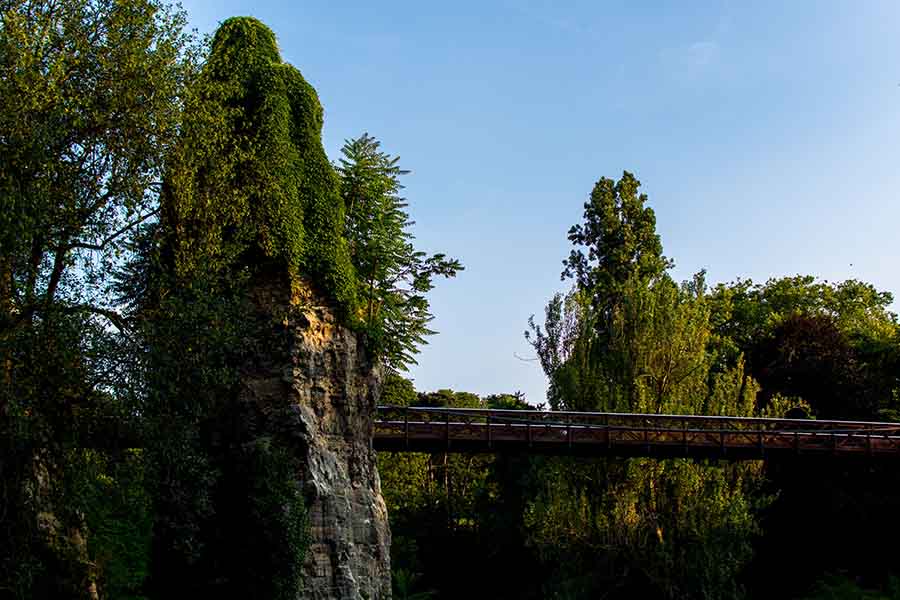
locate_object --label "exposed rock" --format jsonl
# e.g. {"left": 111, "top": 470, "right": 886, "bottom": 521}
{"left": 245, "top": 271, "right": 391, "bottom": 599}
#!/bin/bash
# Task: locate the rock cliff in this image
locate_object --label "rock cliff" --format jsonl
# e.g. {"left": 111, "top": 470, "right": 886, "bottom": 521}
{"left": 245, "top": 273, "right": 392, "bottom": 599}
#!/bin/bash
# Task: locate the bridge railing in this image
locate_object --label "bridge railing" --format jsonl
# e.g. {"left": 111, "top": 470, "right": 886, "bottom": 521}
{"left": 374, "top": 406, "right": 900, "bottom": 458}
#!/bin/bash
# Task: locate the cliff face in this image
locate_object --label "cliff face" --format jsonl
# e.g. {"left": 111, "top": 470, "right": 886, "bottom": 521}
{"left": 246, "top": 274, "right": 391, "bottom": 600}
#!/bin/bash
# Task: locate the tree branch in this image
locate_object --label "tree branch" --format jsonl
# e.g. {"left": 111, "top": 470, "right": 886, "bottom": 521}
{"left": 66, "top": 208, "right": 160, "bottom": 252}
{"left": 44, "top": 245, "right": 66, "bottom": 309}
{"left": 68, "top": 304, "right": 130, "bottom": 334}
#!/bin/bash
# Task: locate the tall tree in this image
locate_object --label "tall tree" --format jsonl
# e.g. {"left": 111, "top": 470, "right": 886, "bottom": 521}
{"left": 0, "top": 0, "right": 196, "bottom": 596}
{"left": 562, "top": 171, "right": 672, "bottom": 320}
{"left": 526, "top": 171, "right": 766, "bottom": 599}
{"left": 337, "top": 133, "right": 462, "bottom": 371}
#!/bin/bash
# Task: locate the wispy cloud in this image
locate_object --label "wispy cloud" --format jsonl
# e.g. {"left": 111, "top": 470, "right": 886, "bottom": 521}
{"left": 659, "top": 39, "right": 721, "bottom": 82}
{"left": 688, "top": 40, "right": 720, "bottom": 69}
{"left": 502, "top": 1, "right": 600, "bottom": 39}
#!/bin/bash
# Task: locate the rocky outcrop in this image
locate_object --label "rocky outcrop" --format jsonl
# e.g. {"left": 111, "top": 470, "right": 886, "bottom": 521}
{"left": 245, "top": 272, "right": 391, "bottom": 600}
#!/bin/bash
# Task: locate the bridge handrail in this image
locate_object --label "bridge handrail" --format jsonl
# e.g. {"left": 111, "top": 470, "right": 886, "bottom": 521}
{"left": 376, "top": 405, "right": 900, "bottom": 434}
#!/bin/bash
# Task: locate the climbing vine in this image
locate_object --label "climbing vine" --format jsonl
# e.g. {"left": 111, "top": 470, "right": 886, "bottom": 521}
{"left": 163, "top": 16, "right": 358, "bottom": 318}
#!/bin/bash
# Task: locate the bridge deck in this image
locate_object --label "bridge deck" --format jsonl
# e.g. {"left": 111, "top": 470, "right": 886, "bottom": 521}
{"left": 374, "top": 406, "right": 900, "bottom": 460}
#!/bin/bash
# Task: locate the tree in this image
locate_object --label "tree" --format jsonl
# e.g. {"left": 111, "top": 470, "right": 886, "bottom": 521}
{"left": 708, "top": 276, "right": 897, "bottom": 360}
{"left": 708, "top": 276, "right": 900, "bottom": 419}
{"left": 337, "top": 133, "right": 462, "bottom": 371}
{"left": 526, "top": 171, "right": 766, "bottom": 599}
{"left": 0, "top": 0, "right": 196, "bottom": 596}
{"left": 561, "top": 171, "right": 673, "bottom": 321}
{"left": 0, "top": 0, "right": 196, "bottom": 327}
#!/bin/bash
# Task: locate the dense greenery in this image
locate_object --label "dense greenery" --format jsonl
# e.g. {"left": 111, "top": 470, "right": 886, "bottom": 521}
{"left": 381, "top": 172, "right": 900, "bottom": 600}
{"left": 379, "top": 382, "right": 540, "bottom": 599}
{"left": 337, "top": 134, "right": 462, "bottom": 371}
{"left": 527, "top": 173, "right": 768, "bottom": 598}
{"left": 1, "top": 0, "right": 196, "bottom": 596}
{"left": 3, "top": 2, "right": 900, "bottom": 599}
{"left": 0, "top": 6, "right": 454, "bottom": 597}
{"left": 163, "top": 16, "right": 358, "bottom": 316}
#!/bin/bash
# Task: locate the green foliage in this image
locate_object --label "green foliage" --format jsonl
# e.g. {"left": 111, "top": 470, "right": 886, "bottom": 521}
{"left": 525, "top": 171, "right": 767, "bottom": 599}
{"left": 0, "top": 0, "right": 195, "bottom": 595}
{"left": 561, "top": 171, "right": 673, "bottom": 319}
{"left": 378, "top": 383, "right": 540, "bottom": 599}
{"left": 163, "top": 16, "right": 358, "bottom": 316}
{"left": 337, "top": 133, "right": 462, "bottom": 370}
{"left": 392, "top": 568, "right": 436, "bottom": 600}
{"left": 381, "top": 372, "right": 419, "bottom": 406}
{"left": 708, "top": 275, "right": 897, "bottom": 369}
{"left": 72, "top": 449, "right": 153, "bottom": 600}
{"left": 710, "top": 276, "right": 900, "bottom": 419}
{"left": 230, "top": 438, "right": 308, "bottom": 600}
{"left": 524, "top": 454, "right": 765, "bottom": 600}
{"left": 530, "top": 273, "right": 737, "bottom": 413}
{"left": 797, "top": 575, "right": 900, "bottom": 600}
{"left": 0, "top": 0, "right": 197, "bottom": 317}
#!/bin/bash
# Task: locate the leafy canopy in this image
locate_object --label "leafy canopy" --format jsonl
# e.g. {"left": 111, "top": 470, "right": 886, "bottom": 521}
{"left": 0, "top": 0, "right": 196, "bottom": 596}
{"left": 562, "top": 171, "right": 672, "bottom": 316}
{"left": 337, "top": 133, "right": 462, "bottom": 371}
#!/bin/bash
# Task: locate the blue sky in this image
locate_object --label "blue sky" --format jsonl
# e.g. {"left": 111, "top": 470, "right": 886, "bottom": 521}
{"left": 180, "top": 0, "right": 900, "bottom": 405}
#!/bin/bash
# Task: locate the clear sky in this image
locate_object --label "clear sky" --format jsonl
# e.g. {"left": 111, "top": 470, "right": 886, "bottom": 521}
{"left": 180, "top": 0, "right": 900, "bottom": 406}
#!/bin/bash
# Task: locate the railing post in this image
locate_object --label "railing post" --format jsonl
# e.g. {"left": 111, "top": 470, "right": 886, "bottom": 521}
{"left": 604, "top": 414, "right": 611, "bottom": 451}
{"left": 758, "top": 421, "right": 764, "bottom": 458}
{"left": 682, "top": 419, "right": 688, "bottom": 456}
{"left": 404, "top": 407, "right": 409, "bottom": 450}
{"left": 527, "top": 418, "right": 532, "bottom": 448}
{"left": 567, "top": 415, "right": 572, "bottom": 449}
{"left": 487, "top": 411, "right": 492, "bottom": 450}
{"left": 446, "top": 410, "right": 450, "bottom": 450}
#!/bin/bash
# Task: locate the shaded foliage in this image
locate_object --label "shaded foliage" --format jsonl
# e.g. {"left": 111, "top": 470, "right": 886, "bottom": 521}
{"left": 379, "top": 381, "right": 541, "bottom": 599}
{"left": 0, "top": 0, "right": 196, "bottom": 596}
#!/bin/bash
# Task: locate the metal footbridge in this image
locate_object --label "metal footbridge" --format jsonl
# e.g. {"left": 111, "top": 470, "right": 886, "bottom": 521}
{"left": 374, "top": 406, "right": 900, "bottom": 460}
